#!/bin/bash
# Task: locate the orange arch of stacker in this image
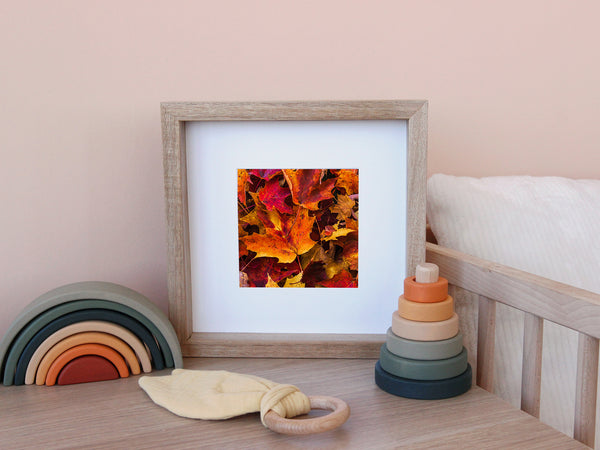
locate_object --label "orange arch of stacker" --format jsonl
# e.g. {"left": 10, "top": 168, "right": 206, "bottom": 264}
{"left": 26, "top": 322, "right": 152, "bottom": 385}
{"left": 37, "top": 333, "right": 139, "bottom": 385}
{"left": 44, "top": 343, "right": 130, "bottom": 386}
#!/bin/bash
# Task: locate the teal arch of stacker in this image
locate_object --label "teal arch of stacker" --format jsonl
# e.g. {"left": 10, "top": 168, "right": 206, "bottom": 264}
{"left": 0, "top": 281, "right": 183, "bottom": 386}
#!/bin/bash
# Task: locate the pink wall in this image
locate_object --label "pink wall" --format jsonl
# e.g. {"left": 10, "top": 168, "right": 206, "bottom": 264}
{"left": 1, "top": 1, "right": 598, "bottom": 334}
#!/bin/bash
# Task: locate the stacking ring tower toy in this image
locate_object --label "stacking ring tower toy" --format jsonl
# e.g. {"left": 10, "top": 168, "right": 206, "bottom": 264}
{"left": 374, "top": 263, "right": 472, "bottom": 399}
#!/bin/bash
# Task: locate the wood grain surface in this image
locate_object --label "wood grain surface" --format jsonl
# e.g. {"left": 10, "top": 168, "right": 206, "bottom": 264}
{"left": 181, "top": 332, "right": 385, "bottom": 359}
{"left": 0, "top": 358, "right": 583, "bottom": 449}
{"left": 575, "top": 333, "right": 599, "bottom": 447}
{"left": 476, "top": 295, "right": 496, "bottom": 392}
{"left": 521, "top": 312, "right": 543, "bottom": 417}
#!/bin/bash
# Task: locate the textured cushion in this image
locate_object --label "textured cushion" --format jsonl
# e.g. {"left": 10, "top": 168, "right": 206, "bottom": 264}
{"left": 426, "top": 174, "right": 600, "bottom": 437}
{"left": 427, "top": 174, "right": 600, "bottom": 294}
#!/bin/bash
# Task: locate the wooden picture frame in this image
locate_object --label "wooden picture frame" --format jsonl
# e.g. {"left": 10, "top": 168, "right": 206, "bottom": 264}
{"left": 162, "top": 100, "right": 428, "bottom": 358}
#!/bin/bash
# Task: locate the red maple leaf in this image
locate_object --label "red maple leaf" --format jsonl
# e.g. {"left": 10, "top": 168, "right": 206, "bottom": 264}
{"left": 317, "top": 270, "right": 357, "bottom": 288}
{"left": 241, "top": 258, "right": 300, "bottom": 287}
{"left": 301, "top": 261, "right": 327, "bottom": 287}
{"left": 258, "top": 176, "right": 294, "bottom": 214}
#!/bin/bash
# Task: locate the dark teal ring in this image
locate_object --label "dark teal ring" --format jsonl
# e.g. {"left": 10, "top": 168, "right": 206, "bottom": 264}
{"left": 375, "top": 361, "right": 472, "bottom": 399}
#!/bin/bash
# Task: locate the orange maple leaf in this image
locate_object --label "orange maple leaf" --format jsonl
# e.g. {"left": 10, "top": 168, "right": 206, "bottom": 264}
{"left": 282, "top": 169, "right": 335, "bottom": 210}
{"left": 345, "top": 217, "right": 358, "bottom": 231}
{"left": 335, "top": 169, "right": 358, "bottom": 195}
{"left": 237, "top": 169, "right": 249, "bottom": 205}
{"left": 241, "top": 208, "right": 316, "bottom": 263}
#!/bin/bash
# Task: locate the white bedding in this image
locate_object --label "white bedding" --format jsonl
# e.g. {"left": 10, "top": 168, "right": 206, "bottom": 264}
{"left": 427, "top": 174, "right": 600, "bottom": 294}
{"left": 426, "top": 174, "right": 600, "bottom": 440}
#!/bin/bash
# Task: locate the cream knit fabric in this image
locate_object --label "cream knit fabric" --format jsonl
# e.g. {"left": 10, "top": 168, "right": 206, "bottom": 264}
{"left": 139, "top": 369, "right": 311, "bottom": 426}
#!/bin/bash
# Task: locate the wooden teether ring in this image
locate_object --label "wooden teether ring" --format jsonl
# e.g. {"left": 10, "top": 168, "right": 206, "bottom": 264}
{"left": 262, "top": 395, "right": 350, "bottom": 435}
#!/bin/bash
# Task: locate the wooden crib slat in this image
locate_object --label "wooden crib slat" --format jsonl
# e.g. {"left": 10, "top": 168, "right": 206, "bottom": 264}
{"left": 477, "top": 295, "right": 496, "bottom": 392}
{"left": 574, "top": 333, "right": 599, "bottom": 447}
{"left": 426, "top": 243, "right": 600, "bottom": 447}
{"left": 521, "top": 313, "right": 543, "bottom": 418}
{"left": 449, "top": 285, "right": 478, "bottom": 379}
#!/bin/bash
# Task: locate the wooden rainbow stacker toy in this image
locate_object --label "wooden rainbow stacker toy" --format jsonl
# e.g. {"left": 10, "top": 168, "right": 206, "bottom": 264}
{"left": 0, "top": 281, "right": 183, "bottom": 387}
{"left": 375, "top": 263, "right": 472, "bottom": 399}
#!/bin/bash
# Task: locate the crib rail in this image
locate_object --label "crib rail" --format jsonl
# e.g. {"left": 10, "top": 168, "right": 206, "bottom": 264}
{"left": 426, "top": 242, "right": 600, "bottom": 447}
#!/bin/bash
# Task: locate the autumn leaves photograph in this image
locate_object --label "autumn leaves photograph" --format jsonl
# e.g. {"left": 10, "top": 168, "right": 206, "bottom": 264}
{"left": 238, "top": 169, "right": 358, "bottom": 288}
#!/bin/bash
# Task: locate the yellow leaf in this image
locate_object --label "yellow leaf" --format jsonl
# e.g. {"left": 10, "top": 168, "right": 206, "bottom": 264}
{"left": 321, "top": 223, "right": 356, "bottom": 241}
{"left": 283, "top": 272, "right": 305, "bottom": 288}
{"left": 330, "top": 195, "right": 356, "bottom": 220}
{"left": 324, "top": 259, "right": 350, "bottom": 280}
{"left": 266, "top": 275, "right": 279, "bottom": 287}
{"left": 239, "top": 210, "right": 263, "bottom": 229}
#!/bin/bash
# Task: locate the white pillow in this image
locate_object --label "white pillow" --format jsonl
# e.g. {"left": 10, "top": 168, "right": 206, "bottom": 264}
{"left": 427, "top": 174, "right": 600, "bottom": 294}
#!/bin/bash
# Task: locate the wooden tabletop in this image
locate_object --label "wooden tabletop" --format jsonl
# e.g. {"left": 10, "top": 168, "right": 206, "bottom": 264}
{"left": 0, "top": 358, "right": 585, "bottom": 449}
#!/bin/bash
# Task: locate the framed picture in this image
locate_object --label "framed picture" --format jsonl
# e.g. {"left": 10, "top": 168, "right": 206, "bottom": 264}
{"left": 162, "top": 101, "right": 427, "bottom": 358}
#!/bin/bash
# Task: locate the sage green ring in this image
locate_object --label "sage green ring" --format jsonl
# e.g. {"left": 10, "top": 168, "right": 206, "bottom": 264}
{"left": 379, "top": 344, "right": 468, "bottom": 381}
{"left": 386, "top": 328, "right": 463, "bottom": 361}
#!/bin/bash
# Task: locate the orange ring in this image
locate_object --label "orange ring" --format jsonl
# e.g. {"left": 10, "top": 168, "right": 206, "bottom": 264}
{"left": 398, "top": 295, "right": 454, "bottom": 322}
{"left": 35, "top": 332, "right": 140, "bottom": 385}
{"left": 403, "top": 276, "right": 448, "bottom": 303}
{"left": 45, "top": 343, "right": 129, "bottom": 386}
